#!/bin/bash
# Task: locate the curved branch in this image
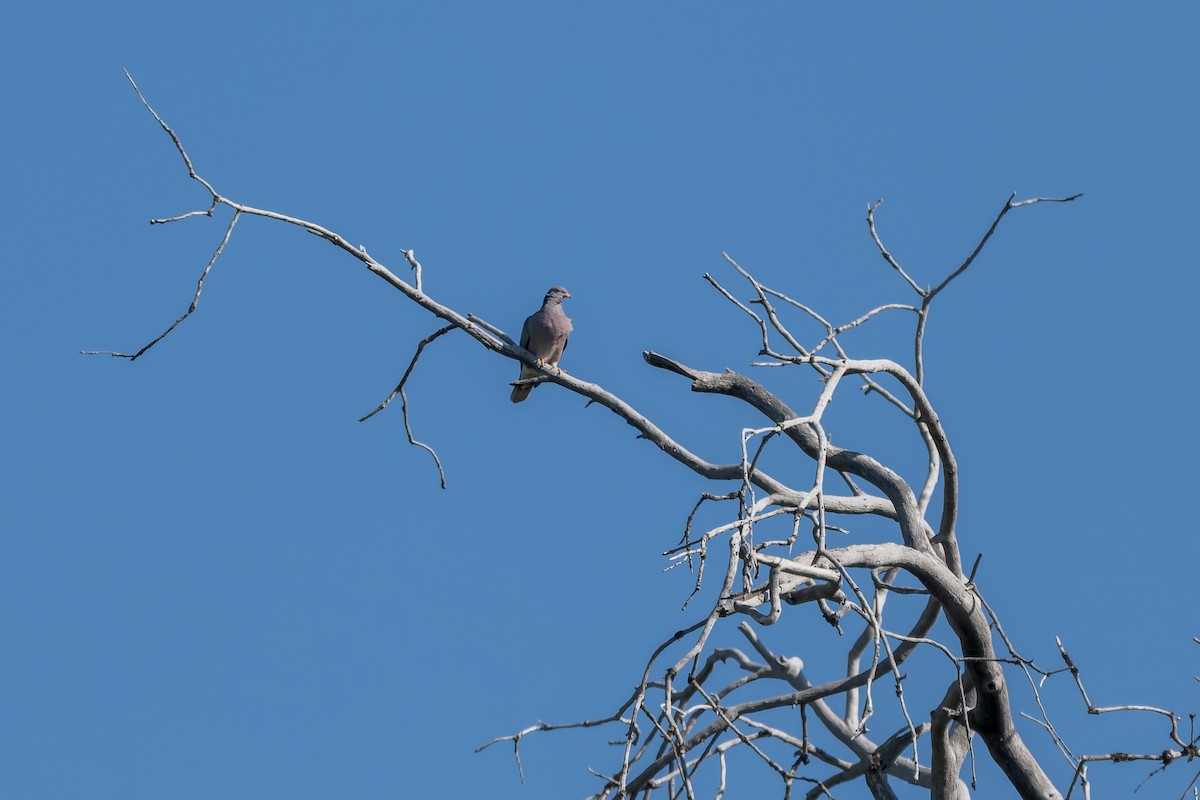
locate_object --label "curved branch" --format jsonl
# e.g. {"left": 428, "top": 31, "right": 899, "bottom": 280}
{"left": 108, "top": 72, "right": 895, "bottom": 512}
{"left": 628, "top": 543, "right": 1060, "bottom": 799}
{"left": 644, "top": 351, "right": 932, "bottom": 558}
{"left": 626, "top": 594, "right": 944, "bottom": 793}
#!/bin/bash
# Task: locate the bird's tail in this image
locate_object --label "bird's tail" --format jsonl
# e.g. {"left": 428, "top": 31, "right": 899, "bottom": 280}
{"left": 511, "top": 364, "right": 539, "bottom": 403}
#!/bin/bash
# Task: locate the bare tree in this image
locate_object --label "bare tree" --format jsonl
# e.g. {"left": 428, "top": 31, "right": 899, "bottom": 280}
{"left": 91, "top": 72, "right": 1198, "bottom": 800}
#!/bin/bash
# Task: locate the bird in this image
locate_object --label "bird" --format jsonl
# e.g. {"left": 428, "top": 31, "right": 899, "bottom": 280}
{"left": 510, "top": 286, "right": 573, "bottom": 403}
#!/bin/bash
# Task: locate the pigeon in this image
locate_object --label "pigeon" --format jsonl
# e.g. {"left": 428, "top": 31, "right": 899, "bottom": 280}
{"left": 510, "top": 286, "right": 572, "bottom": 403}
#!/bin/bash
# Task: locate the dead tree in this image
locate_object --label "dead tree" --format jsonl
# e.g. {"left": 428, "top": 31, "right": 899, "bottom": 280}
{"left": 92, "top": 72, "right": 1198, "bottom": 800}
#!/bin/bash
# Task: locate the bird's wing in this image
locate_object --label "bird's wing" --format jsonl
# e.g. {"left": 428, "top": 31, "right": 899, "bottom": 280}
{"left": 553, "top": 312, "right": 571, "bottom": 365}
{"left": 518, "top": 315, "right": 532, "bottom": 351}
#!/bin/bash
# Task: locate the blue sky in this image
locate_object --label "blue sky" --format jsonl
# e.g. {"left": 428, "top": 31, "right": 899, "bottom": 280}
{"left": 2, "top": 3, "right": 1197, "bottom": 798}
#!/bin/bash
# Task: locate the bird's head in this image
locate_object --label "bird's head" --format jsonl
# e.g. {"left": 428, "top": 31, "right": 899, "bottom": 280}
{"left": 544, "top": 286, "right": 571, "bottom": 304}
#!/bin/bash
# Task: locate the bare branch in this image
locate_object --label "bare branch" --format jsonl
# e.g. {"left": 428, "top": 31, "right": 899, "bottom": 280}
{"left": 1057, "top": 637, "right": 1184, "bottom": 741}
{"left": 108, "top": 80, "right": 858, "bottom": 504}
{"left": 859, "top": 376, "right": 916, "bottom": 417}
{"left": 809, "top": 303, "right": 918, "bottom": 356}
{"left": 927, "top": 192, "right": 1082, "bottom": 301}
{"left": 82, "top": 209, "right": 241, "bottom": 360}
{"left": 122, "top": 69, "right": 217, "bottom": 195}
{"left": 467, "top": 313, "right": 516, "bottom": 347}
{"left": 152, "top": 196, "right": 219, "bottom": 224}
{"left": 358, "top": 324, "right": 456, "bottom": 488}
{"left": 703, "top": 271, "right": 778, "bottom": 357}
{"left": 402, "top": 248, "right": 424, "bottom": 293}
{"left": 644, "top": 351, "right": 940, "bottom": 560}
{"left": 724, "top": 253, "right": 812, "bottom": 358}
{"left": 867, "top": 198, "right": 925, "bottom": 296}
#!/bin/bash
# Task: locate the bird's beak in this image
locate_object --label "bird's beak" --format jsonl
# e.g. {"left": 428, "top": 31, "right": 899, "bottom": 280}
{"left": 563, "top": 291, "right": 572, "bottom": 298}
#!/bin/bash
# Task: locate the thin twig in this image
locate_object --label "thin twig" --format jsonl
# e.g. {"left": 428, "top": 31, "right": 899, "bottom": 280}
{"left": 724, "top": 253, "right": 810, "bottom": 358}
{"left": 467, "top": 313, "right": 516, "bottom": 347}
{"left": 82, "top": 209, "right": 241, "bottom": 360}
{"left": 867, "top": 199, "right": 924, "bottom": 295}
{"left": 1057, "top": 637, "right": 1183, "bottom": 738}
{"left": 358, "top": 324, "right": 455, "bottom": 487}
{"left": 402, "top": 249, "right": 424, "bottom": 293}
{"left": 703, "top": 271, "right": 775, "bottom": 357}
{"left": 122, "top": 69, "right": 216, "bottom": 193}
{"left": 927, "top": 192, "right": 1082, "bottom": 301}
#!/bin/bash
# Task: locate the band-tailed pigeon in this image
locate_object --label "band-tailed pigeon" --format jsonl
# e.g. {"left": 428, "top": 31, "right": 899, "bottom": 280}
{"left": 510, "top": 286, "right": 572, "bottom": 403}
